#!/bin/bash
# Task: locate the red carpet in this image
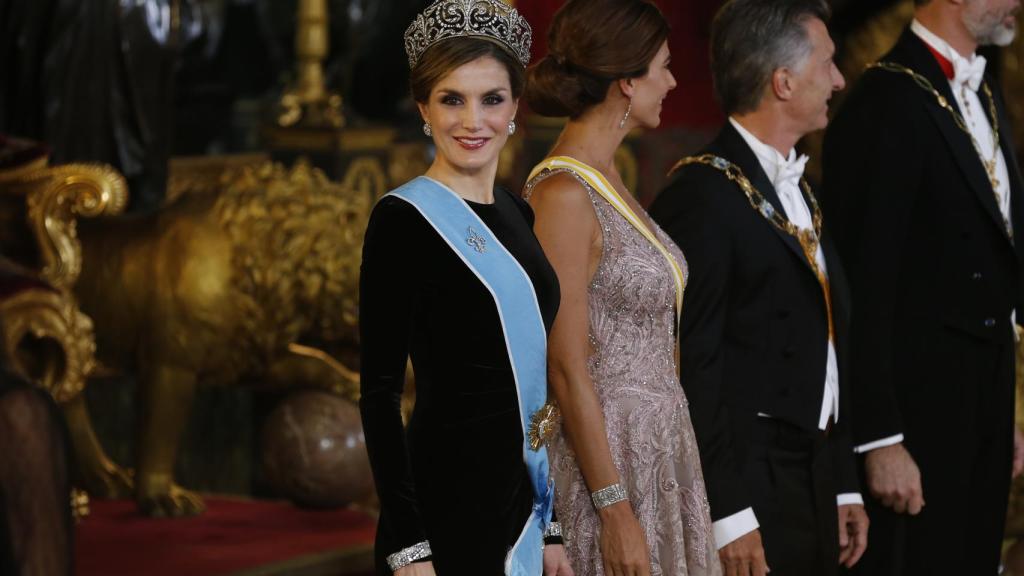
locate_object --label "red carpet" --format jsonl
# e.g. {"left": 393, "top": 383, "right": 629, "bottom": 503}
{"left": 75, "top": 497, "right": 377, "bottom": 576}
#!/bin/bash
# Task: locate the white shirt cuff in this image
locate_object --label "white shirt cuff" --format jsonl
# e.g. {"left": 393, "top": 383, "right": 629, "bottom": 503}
{"left": 712, "top": 507, "right": 759, "bottom": 550}
{"left": 853, "top": 433, "right": 904, "bottom": 454}
{"left": 837, "top": 493, "right": 864, "bottom": 506}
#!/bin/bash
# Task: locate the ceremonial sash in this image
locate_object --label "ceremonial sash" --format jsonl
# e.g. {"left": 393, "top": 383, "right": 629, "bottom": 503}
{"left": 387, "top": 176, "right": 553, "bottom": 576}
{"left": 528, "top": 156, "right": 685, "bottom": 323}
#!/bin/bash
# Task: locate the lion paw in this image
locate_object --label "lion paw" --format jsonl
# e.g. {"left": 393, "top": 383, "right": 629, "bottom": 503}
{"left": 81, "top": 460, "right": 135, "bottom": 499}
{"left": 138, "top": 483, "right": 206, "bottom": 518}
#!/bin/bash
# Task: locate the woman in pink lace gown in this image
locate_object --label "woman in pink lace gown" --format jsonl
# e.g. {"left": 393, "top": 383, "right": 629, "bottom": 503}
{"left": 523, "top": 1, "right": 721, "bottom": 575}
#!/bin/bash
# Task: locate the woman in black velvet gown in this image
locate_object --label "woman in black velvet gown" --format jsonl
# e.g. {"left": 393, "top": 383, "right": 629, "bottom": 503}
{"left": 358, "top": 1, "right": 572, "bottom": 575}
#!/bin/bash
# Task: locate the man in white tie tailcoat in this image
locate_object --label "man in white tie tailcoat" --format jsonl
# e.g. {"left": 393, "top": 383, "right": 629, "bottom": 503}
{"left": 822, "top": 0, "right": 1024, "bottom": 574}
{"left": 650, "top": 1, "right": 869, "bottom": 575}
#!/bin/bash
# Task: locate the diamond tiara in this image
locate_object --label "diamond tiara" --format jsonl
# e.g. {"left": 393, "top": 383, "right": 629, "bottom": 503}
{"left": 403, "top": 0, "right": 533, "bottom": 69}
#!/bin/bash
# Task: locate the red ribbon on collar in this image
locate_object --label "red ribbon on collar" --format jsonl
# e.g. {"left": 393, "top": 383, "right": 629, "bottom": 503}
{"left": 925, "top": 43, "right": 955, "bottom": 80}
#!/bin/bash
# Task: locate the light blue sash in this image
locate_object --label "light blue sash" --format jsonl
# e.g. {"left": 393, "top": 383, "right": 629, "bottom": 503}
{"left": 387, "top": 176, "right": 554, "bottom": 576}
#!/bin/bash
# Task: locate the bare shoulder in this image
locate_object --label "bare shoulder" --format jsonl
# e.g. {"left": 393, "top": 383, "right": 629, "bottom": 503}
{"left": 528, "top": 170, "right": 601, "bottom": 285}
{"left": 527, "top": 171, "right": 594, "bottom": 217}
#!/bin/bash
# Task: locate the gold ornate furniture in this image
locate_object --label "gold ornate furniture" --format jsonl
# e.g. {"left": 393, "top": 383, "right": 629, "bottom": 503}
{"left": 0, "top": 136, "right": 129, "bottom": 521}
{"left": 0, "top": 137, "right": 126, "bottom": 403}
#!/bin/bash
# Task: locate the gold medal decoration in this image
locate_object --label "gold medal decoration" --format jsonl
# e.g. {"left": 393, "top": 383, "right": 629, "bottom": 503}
{"left": 528, "top": 402, "right": 561, "bottom": 451}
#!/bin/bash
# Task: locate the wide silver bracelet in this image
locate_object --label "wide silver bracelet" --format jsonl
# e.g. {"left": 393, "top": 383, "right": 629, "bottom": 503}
{"left": 386, "top": 541, "right": 432, "bottom": 571}
{"left": 591, "top": 483, "right": 628, "bottom": 510}
{"left": 543, "top": 521, "right": 562, "bottom": 539}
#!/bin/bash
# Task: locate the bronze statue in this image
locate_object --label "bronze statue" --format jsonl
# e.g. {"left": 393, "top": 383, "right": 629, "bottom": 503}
{"left": 67, "top": 158, "right": 375, "bottom": 516}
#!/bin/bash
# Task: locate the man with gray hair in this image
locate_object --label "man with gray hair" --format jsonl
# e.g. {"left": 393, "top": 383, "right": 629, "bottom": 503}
{"left": 822, "top": 0, "right": 1023, "bottom": 574}
{"left": 650, "top": 1, "right": 868, "bottom": 575}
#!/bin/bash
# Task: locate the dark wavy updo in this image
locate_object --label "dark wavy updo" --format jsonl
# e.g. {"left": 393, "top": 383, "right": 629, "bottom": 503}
{"left": 525, "top": 0, "right": 670, "bottom": 119}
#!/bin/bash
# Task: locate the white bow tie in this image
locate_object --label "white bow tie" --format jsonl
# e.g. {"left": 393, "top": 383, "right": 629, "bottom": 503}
{"left": 774, "top": 154, "right": 809, "bottom": 190}
{"left": 953, "top": 53, "right": 987, "bottom": 92}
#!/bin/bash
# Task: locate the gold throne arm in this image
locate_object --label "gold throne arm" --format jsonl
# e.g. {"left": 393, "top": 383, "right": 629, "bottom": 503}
{"left": 24, "top": 164, "right": 128, "bottom": 291}
{"left": 0, "top": 281, "right": 96, "bottom": 403}
{"left": 0, "top": 163, "right": 127, "bottom": 403}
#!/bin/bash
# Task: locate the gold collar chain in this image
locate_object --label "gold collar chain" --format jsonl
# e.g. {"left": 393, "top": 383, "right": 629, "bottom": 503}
{"left": 867, "top": 62, "right": 1003, "bottom": 194}
{"left": 671, "top": 154, "right": 824, "bottom": 270}
{"left": 670, "top": 154, "right": 835, "bottom": 339}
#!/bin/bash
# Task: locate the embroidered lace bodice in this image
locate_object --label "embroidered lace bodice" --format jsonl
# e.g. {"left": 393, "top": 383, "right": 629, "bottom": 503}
{"left": 525, "top": 166, "right": 720, "bottom": 576}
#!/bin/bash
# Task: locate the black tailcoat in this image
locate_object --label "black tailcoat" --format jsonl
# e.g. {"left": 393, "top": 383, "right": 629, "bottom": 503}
{"left": 651, "top": 122, "right": 858, "bottom": 574}
{"left": 822, "top": 28, "right": 1024, "bottom": 576}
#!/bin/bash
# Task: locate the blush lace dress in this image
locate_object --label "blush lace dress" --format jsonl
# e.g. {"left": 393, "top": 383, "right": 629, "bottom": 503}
{"left": 525, "top": 165, "right": 721, "bottom": 576}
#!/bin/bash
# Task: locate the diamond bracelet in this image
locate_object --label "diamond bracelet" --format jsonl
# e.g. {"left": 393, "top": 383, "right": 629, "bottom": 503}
{"left": 591, "top": 483, "right": 628, "bottom": 510}
{"left": 543, "top": 521, "right": 562, "bottom": 539}
{"left": 386, "top": 541, "right": 432, "bottom": 571}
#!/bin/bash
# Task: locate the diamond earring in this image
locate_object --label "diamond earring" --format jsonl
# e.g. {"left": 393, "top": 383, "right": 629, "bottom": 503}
{"left": 619, "top": 100, "right": 632, "bottom": 129}
{"left": 508, "top": 120, "right": 516, "bottom": 136}
{"left": 423, "top": 122, "right": 432, "bottom": 137}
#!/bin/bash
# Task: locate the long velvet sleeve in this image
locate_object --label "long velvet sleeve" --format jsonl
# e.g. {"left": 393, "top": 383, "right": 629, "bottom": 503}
{"left": 358, "top": 198, "right": 428, "bottom": 557}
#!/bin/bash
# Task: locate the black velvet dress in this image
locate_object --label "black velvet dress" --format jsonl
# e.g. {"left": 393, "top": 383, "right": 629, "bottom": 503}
{"left": 359, "top": 185, "right": 560, "bottom": 575}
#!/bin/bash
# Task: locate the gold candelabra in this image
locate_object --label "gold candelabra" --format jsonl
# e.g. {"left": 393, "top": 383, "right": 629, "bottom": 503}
{"left": 277, "top": 0, "right": 344, "bottom": 129}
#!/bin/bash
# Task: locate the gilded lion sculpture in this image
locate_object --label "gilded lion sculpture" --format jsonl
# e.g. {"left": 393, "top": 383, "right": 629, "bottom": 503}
{"left": 65, "top": 158, "right": 378, "bottom": 516}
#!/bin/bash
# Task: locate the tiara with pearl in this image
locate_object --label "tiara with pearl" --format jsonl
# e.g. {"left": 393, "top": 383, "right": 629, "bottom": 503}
{"left": 403, "top": 0, "right": 533, "bottom": 69}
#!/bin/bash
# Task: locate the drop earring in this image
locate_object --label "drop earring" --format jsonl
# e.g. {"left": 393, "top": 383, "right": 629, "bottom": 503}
{"left": 423, "top": 122, "right": 432, "bottom": 137}
{"left": 619, "top": 99, "right": 632, "bottom": 129}
{"left": 508, "top": 120, "right": 517, "bottom": 136}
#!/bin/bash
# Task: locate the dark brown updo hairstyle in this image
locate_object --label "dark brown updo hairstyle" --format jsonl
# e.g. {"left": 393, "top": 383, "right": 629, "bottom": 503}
{"left": 525, "top": 0, "right": 669, "bottom": 119}
{"left": 410, "top": 37, "right": 527, "bottom": 104}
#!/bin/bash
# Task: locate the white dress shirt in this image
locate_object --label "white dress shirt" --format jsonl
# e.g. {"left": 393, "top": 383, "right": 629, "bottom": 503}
{"left": 910, "top": 20, "right": 1012, "bottom": 234}
{"left": 730, "top": 118, "right": 840, "bottom": 431}
{"left": 710, "top": 118, "right": 862, "bottom": 550}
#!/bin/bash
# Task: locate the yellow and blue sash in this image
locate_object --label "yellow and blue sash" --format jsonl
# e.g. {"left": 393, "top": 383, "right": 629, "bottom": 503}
{"left": 387, "top": 176, "right": 553, "bottom": 576}
{"left": 528, "top": 156, "right": 685, "bottom": 323}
